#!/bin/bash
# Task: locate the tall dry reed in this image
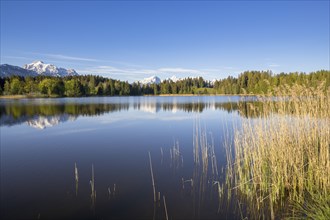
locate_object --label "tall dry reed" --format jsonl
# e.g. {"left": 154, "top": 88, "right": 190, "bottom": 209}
{"left": 229, "top": 83, "right": 330, "bottom": 218}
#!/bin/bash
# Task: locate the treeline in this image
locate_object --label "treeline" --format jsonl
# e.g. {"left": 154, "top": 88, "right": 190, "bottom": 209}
{"left": 0, "top": 70, "right": 329, "bottom": 97}
{"left": 0, "top": 75, "right": 210, "bottom": 96}
{"left": 0, "top": 75, "right": 131, "bottom": 97}
{"left": 213, "top": 70, "right": 329, "bottom": 94}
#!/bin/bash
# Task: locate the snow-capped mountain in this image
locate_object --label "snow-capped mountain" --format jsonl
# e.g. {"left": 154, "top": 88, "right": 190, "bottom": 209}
{"left": 170, "top": 75, "right": 180, "bottom": 82}
{"left": 0, "top": 64, "right": 38, "bottom": 77}
{"left": 138, "top": 76, "right": 161, "bottom": 85}
{"left": 0, "top": 61, "right": 79, "bottom": 77}
{"left": 23, "top": 60, "right": 79, "bottom": 77}
{"left": 164, "top": 75, "right": 181, "bottom": 82}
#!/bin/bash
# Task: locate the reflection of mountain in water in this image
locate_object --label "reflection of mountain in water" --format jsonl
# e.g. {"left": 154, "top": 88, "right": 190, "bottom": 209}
{"left": 26, "top": 114, "right": 77, "bottom": 129}
{"left": 1, "top": 99, "right": 259, "bottom": 128}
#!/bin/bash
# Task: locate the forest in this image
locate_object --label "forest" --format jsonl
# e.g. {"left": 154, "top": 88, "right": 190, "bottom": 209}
{"left": 0, "top": 70, "right": 329, "bottom": 97}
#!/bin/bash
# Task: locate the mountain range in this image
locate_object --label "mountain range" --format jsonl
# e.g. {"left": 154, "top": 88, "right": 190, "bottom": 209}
{"left": 0, "top": 61, "right": 187, "bottom": 84}
{"left": 0, "top": 61, "right": 79, "bottom": 77}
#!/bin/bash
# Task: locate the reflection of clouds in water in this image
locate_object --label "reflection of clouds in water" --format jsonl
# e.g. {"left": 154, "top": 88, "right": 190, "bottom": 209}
{"left": 26, "top": 114, "right": 77, "bottom": 129}
{"left": 172, "top": 105, "right": 177, "bottom": 113}
{"left": 159, "top": 116, "right": 192, "bottom": 121}
{"left": 98, "top": 112, "right": 157, "bottom": 124}
{"left": 97, "top": 110, "right": 193, "bottom": 125}
{"left": 139, "top": 102, "right": 158, "bottom": 114}
{"left": 138, "top": 103, "right": 178, "bottom": 114}
{"left": 50, "top": 128, "right": 97, "bottom": 136}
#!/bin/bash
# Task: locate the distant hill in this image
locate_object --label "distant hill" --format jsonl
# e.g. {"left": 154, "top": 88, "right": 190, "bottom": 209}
{"left": 0, "top": 61, "right": 79, "bottom": 77}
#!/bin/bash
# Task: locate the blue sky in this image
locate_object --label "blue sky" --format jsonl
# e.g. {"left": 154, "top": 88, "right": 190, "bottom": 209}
{"left": 1, "top": 1, "right": 329, "bottom": 82}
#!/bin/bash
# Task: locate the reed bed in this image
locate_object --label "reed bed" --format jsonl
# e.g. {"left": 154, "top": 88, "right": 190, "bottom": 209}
{"left": 190, "top": 118, "right": 226, "bottom": 216}
{"left": 228, "top": 83, "right": 330, "bottom": 218}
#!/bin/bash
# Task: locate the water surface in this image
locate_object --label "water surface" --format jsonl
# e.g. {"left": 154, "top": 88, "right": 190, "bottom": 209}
{"left": 1, "top": 96, "right": 251, "bottom": 220}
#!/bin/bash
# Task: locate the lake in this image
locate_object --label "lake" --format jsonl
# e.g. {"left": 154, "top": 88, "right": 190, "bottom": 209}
{"left": 1, "top": 96, "right": 254, "bottom": 220}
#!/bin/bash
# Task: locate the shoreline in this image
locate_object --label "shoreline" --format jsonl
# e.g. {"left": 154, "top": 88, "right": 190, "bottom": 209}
{"left": 0, "top": 94, "right": 255, "bottom": 99}
{"left": 0, "top": 94, "right": 55, "bottom": 99}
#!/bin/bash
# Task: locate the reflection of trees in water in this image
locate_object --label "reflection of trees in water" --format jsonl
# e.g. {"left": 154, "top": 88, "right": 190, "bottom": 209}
{"left": 0, "top": 103, "right": 129, "bottom": 119}
{"left": 0, "top": 101, "right": 264, "bottom": 128}
{"left": 133, "top": 102, "right": 241, "bottom": 113}
{"left": 131, "top": 100, "right": 269, "bottom": 117}
{"left": 0, "top": 103, "right": 129, "bottom": 127}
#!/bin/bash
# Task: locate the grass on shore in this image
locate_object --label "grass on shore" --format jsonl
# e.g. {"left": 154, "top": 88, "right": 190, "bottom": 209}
{"left": 0, "top": 94, "right": 59, "bottom": 99}
{"left": 227, "top": 83, "right": 330, "bottom": 219}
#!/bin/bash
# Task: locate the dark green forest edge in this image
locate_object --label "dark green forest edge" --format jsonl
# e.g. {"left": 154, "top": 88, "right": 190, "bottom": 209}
{"left": 0, "top": 70, "right": 329, "bottom": 97}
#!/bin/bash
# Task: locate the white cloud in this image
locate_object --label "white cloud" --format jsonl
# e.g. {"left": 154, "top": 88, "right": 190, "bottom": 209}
{"left": 75, "top": 64, "right": 244, "bottom": 82}
{"left": 2, "top": 55, "right": 32, "bottom": 60}
{"left": 268, "top": 63, "right": 280, "bottom": 68}
{"left": 200, "top": 68, "right": 222, "bottom": 72}
{"left": 26, "top": 52, "right": 101, "bottom": 62}
{"left": 234, "top": 70, "right": 244, "bottom": 75}
{"left": 77, "top": 65, "right": 155, "bottom": 77}
{"left": 24, "top": 51, "right": 141, "bottom": 67}
{"left": 76, "top": 65, "right": 209, "bottom": 81}
{"left": 44, "top": 54, "right": 100, "bottom": 62}
{"left": 8, "top": 51, "right": 240, "bottom": 81}
{"left": 157, "top": 68, "right": 200, "bottom": 74}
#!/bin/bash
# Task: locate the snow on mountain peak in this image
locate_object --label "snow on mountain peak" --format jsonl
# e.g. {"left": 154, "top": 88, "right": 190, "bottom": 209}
{"left": 139, "top": 75, "right": 161, "bottom": 85}
{"left": 168, "top": 75, "right": 180, "bottom": 82}
{"left": 23, "top": 61, "right": 78, "bottom": 77}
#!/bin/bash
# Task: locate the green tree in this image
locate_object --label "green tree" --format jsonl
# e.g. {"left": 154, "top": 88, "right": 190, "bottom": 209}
{"left": 24, "top": 77, "right": 38, "bottom": 94}
{"left": 38, "top": 78, "right": 64, "bottom": 96}
{"left": 10, "top": 78, "right": 22, "bottom": 95}
{"left": 65, "top": 79, "right": 83, "bottom": 97}
{"left": 4, "top": 80, "right": 10, "bottom": 95}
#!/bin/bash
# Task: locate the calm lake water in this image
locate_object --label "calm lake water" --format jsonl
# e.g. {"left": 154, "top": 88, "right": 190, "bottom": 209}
{"left": 1, "top": 96, "right": 253, "bottom": 220}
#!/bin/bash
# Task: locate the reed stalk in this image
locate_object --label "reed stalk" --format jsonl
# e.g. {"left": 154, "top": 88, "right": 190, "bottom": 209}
{"left": 160, "top": 147, "right": 163, "bottom": 164}
{"left": 74, "top": 162, "right": 79, "bottom": 196}
{"left": 170, "top": 141, "right": 182, "bottom": 169}
{"left": 163, "top": 195, "right": 169, "bottom": 220}
{"left": 148, "top": 151, "right": 156, "bottom": 203}
{"left": 90, "top": 164, "right": 96, "bottom": 209}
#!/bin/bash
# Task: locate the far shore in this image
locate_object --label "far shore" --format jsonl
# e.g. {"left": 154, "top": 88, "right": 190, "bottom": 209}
{"left": 158, "top": 94, "right": 254, "bottom": 97}
{"left": 0, "top": 93, "right": 255, "bottom": 99}
{"left": 0, "top": 95, "right": 31, "bottom": 99}
{"left": 0, "top": 94, "right": 51, "bottom": 99}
